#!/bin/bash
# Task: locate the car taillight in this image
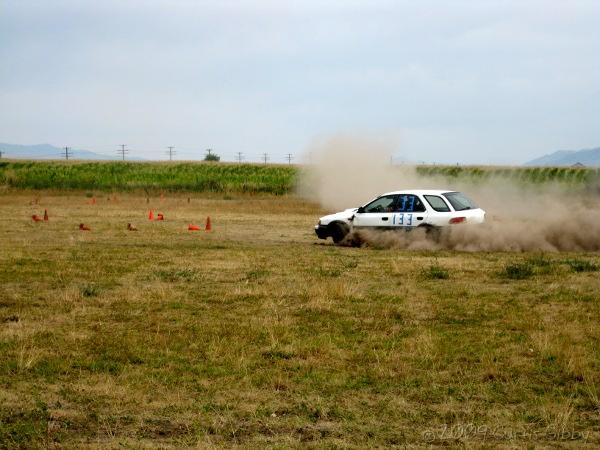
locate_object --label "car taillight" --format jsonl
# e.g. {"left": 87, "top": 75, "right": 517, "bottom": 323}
{"left": 449, "top": 217, "right": 466, "bottom": 224}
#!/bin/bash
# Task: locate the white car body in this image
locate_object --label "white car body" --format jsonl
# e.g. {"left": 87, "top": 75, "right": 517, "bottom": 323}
{"left": 314, "top": 189, "right": 485, "bottom": 243}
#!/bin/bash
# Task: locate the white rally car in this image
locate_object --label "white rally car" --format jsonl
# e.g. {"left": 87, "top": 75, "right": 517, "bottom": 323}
{"left": 314, "top": 189, "right": 485, "bottom": 243}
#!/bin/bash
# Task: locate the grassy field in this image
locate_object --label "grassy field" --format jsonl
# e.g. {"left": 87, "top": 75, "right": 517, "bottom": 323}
{"left": 1, "top": 191, "right": 599, "bottom": 448}
{"left": 1, "top": 160, "right": 600, "bottom": 195}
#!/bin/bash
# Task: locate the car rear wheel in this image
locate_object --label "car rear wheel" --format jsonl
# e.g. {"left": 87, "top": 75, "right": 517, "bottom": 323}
{"left": 330, "top": 222, "right": 349, "bottom": 244}
{"left": 419, "top": 224, "right": 441, "bottom": 241}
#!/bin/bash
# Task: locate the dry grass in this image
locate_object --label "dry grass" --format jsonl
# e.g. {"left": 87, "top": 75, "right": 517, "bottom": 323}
{"left": 0, "top": 191, "right": 599, "bottom": 448}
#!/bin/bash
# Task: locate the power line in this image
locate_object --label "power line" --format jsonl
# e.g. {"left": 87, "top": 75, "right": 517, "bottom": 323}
{"left": 166, "top": 146, "right": 176, "bottom": 161}
{"left": 117, "top": 144, "right": 129, "bottom": 161}
{"left": 62, "top": 146, "right": 73, "bottom": 160}
{"left": 285, "top": 153, "right": 293, "bottom": 164}
{"left": 262, "top": 153, "right": 269, "bottom": 164}
{"left": 235, "top": 152, "right": 244, "bottom": 163}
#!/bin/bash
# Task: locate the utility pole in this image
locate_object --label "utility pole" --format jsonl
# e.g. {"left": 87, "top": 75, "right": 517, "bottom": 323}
{"left": 285, "top": 153, "right": 293, "bottom": 164}
{"left": 206, "top": 148, "right": 213, "bottom": 158}
{"left": 262, "top": 153, "right": 269, "bottom": 164}
{"left": 235, "top": 152, "right": 243, "bottom": 163}
{"left": 166, "top": 146, "right": 176, "bottom": 161}
{"left": 62, "top": 146, "right": 73, "bottom": 160}
{"left": 117, "top": 144, "right": 129, "bottom": 161}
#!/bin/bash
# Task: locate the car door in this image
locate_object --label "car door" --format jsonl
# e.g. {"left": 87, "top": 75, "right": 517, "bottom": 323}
{"left": 389, "top": 194, "right": 428, "bottom": 228}
{"left": 422, "top": 194, "right": 453, "bottom": 226}
{"left": 353, "top": 195, "right": 398, "bottom": 229}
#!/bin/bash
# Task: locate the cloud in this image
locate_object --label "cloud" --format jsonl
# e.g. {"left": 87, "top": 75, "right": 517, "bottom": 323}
{"left": 1, "top": 0, "right": 599, "bottom": 162}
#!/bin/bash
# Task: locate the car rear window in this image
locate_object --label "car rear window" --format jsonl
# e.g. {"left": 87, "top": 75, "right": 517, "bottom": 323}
{"left": 424, "top": 195, "right": 451, "bottom": 212}
{"left": 443, "top": 192, "right": 478, "bottom": 211}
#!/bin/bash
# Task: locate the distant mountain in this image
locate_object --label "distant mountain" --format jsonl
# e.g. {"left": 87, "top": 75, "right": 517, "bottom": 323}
{"left": 0, "top": 143, "right": 132, "bottom": 160}
{"left": 525, "top": 147, "right": 600, "bottom": 167}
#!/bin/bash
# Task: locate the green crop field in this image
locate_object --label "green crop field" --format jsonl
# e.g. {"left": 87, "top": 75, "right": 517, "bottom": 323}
{"left": 416, "top": 165, "right": 600, "bottom": 186}
{"left": 0, "top": 161, "right": 296, "bottom": 195}
{"left": 1, "top": 160, "right": 600, "bottom": 195}
{"left": 0, "top": 190, "right": 599, "bottom": 448}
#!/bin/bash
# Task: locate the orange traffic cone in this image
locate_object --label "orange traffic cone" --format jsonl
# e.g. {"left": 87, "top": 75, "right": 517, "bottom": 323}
{"left": 156, "top": 213, "right": 164, "bottom": 221}
{"left": 127, "top": 223, "right": 138, "bottom": 231}
{"left": 43, "top": 209, "right": 49, "bottom": 221}
{"left": 79, "top": 223, "right": 91, "bottom": 231}
{"left": 32, "top": 215, "right": 43, "bottom": 222}
{"left": 188, "top": 224, "right": 200, "bottom": 231}
{"left": 205, "top": 216, "right": 212, "bottom": 232}
{"left": 148, "top": 210, "right": 154, "bottom": 220}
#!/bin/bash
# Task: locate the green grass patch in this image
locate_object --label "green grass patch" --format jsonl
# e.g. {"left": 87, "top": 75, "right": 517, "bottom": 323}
{"left": 80, "top": 283, "right": 101, "bottom": 298}
{"left": 420, "top": 264, "right": 450, "bottom": 280}
{"left": 502, "top": 262, "right": 534, "bottom": 279}
{"left": 564, "top": 258, "right": 599, "bottom": 273}
{"left": 0, "top": 401, "right": 51, "bottom": 448}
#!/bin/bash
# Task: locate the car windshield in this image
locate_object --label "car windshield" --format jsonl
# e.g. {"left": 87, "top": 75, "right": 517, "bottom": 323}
{"left": 442, "top": 192, "right": 478, "bottom": 211}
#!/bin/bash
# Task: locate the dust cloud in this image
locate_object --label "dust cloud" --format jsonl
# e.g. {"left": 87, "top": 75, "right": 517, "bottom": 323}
{"left": 299, "top": 135, "right": 600, "bottom": 252}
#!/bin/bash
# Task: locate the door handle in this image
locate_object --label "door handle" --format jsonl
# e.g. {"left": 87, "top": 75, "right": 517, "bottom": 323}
{"left": 417, "top": 217, "right": 423, "bottom": 220}
{"left": 381, "top": 217, "right": 389, "bottom": 221}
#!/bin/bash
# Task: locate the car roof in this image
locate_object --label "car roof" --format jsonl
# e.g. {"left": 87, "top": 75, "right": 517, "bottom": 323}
{"left": 379, "top": 189, "right": 455, "bottom": 196}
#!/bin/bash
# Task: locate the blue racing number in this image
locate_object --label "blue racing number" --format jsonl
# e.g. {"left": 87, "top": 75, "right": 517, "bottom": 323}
{"left": 399, "top": 195, "right": 416, "bottom": 212}
{"left": 393, "top": 213, "right": 413, "bottom": 226}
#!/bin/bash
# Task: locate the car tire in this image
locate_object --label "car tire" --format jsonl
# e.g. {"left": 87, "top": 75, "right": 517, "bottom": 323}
{"left": 419, "top": 224, "right": 441, "bottom": 241}
{"left": 330, "top": 222, "right": 349, "bottom": 244}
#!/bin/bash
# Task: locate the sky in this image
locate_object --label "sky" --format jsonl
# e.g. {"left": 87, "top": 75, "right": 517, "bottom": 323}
{"left": 1, "top": 0, "right": 599, "bottom": 164}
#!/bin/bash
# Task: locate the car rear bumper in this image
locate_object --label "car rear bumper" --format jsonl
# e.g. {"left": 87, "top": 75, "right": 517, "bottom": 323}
{"left": 315, "top": 224, "right": 329, "bottom": 239}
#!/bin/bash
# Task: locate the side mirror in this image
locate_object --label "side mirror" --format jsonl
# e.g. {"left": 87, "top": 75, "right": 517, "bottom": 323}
{"left": 357, "top": 206, "right": 365, "bottom": 214}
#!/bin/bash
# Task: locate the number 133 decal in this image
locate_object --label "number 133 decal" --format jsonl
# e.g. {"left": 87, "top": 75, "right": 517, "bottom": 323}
{"left": 393, "top": 213, "right": 413, "bottom": 226}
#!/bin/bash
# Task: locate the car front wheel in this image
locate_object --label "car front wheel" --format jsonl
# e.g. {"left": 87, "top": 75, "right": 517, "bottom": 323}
{"left": 329, "top": 222, "right": 349, "bottom": 244}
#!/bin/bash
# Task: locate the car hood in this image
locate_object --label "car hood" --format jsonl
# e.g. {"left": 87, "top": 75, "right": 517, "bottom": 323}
{"left": 319, "top": 208, "right": 358, "bottom": 224}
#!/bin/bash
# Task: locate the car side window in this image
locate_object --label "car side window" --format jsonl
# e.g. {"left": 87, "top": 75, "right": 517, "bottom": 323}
{"left": 424, "top": 195, "right": 451, "bottom": 212}
{"left": 364, "top": 195, "right": 396, "bottom": 213}
{"left": 395, "top": 194, "right": 426, "bottom": 213}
